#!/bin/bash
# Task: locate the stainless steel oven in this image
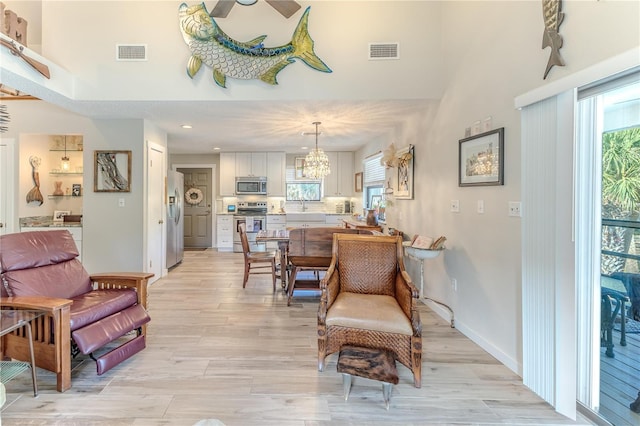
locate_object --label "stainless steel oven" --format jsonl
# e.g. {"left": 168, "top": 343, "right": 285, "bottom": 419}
{"left": 233, "top": 201, "right": 267, "bottom": 253}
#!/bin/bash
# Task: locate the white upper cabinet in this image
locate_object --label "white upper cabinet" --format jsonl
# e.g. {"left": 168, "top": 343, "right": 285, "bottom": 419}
{"left": 266, "top": 152, "right": 285, "bottom": 196}
{"left": 235, "top": 152, "right": 267, "bottom": 177}
{"left": 324, "top": 152, "right": 354, "bottom": 197}
{"left": 219, "top": 152, "right": 236, "bottom": 196}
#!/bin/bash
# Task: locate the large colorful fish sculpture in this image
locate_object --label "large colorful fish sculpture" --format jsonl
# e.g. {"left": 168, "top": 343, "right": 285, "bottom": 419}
{"left": 541, "top": 0, "right": 565, "bottom": 79}
{"left": 178, "top": 2, "right": 332, "bottom": 88}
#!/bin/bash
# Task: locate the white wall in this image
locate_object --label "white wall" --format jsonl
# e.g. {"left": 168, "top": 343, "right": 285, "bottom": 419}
{"left": 36, "top": 1, "right": 443, "bottom": 103}
{"left": 5, "top": 101, "right": 150, "bottom": 274}
{"left": 359, "top": 0, "right": 640, "bottom": 374}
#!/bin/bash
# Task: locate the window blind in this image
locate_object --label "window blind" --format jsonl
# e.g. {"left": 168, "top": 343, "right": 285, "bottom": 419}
{"left": 364, "top": 153, "right": 385, "bottom": 186}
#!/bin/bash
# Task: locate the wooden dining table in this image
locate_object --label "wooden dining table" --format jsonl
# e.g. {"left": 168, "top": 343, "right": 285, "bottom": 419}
{"left": 255, "top": 229, "right": 290, "bottom": 290}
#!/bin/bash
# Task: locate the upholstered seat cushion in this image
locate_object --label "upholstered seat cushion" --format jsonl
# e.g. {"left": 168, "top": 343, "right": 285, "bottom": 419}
{"left": 326, "top": 292, "right": 413, "bottom": 336}
{"left": 69, "top": 289, "right": 139, "bottom": 331}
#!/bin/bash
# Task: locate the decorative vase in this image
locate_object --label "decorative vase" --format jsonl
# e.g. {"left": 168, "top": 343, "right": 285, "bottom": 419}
{"left": 366, "top": 209, "right": 378, "bottom": 226}
{"left": 53, "top": 181, "right": 64, "bottom": 196}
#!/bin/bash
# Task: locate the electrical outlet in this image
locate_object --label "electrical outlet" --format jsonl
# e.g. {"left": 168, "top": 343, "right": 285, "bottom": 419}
{"left": 450, "top": 199, "right": 460, "bottom": 213}
{"left": 508, "top": 201, "right": 521, "bottom": 217}
{"left": 477, "top": 200, "right": 484, "bottom": 214}
{"left": 451, "top": 278, "right": 457, "bottom": 292}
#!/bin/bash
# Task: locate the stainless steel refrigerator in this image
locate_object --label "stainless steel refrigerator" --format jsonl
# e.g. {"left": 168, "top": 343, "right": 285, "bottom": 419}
{"left": 166, "top": 171, "right": 184, "bottom": 268}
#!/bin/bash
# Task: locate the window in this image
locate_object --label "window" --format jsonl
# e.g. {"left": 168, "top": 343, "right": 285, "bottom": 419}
{"left": 363, "top": 152, "right": 385, "bottom": 208}
{"left": 286, "top": 182, "right": 321, "bottom": 201}
{"left": 363, "top": 152, "right": 386, "bottom": 220}
{"left": 285, "top": 160, "right": 322, "bottom": 201}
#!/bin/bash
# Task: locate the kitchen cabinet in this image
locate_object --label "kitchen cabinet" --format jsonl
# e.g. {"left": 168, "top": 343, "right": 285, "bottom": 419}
{"left": 216, "top": 214, "right": 233, "bottom": 251}
{"left": 235, "top": 152, "right": 267, "bottom": 177}
{"left": 324, "top": 152, "right": 354, "bottom": 197}
{"left": 266, "top": 152, "right": 285, "bottom": 196}
{"left": 219, "top": 153, "right": 236, "bottom": 196}
{"left": 325, "top": 214, "right": 352, "bottom": 226}
{"left": 286, "top": 221, "right": 327, "bottom": 229}
{"left": 220, "top": 152, "right": 284, "bottom": 196}
{"left": 266, "top": 214, "right": 286, "bottom": 250}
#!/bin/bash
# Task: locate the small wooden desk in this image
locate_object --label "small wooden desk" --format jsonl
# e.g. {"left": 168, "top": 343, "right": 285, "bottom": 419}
{"left": 256, "top": 229, "right": 289, "bottom": 290}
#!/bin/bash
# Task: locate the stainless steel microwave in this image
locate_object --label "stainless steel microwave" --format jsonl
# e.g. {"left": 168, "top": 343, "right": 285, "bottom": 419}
{"left": 235, "top": 177, "right": 267, "bottom": 195}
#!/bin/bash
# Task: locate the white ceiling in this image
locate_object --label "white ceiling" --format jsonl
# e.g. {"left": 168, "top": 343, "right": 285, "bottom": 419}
{"left": 52, "top": 97, "right": 437, "bottom": 155}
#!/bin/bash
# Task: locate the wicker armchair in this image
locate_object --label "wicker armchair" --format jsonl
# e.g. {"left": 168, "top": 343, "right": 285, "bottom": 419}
{"left": 317, "top": 234, "right": 422, "bottom": 387}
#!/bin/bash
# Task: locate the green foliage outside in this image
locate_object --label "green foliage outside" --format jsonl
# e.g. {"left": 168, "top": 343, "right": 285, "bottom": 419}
{"left": 601, "top": 126, "right": 640, "bottom": 274}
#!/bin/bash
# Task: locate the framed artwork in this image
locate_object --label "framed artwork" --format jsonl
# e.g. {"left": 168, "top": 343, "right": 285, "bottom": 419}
{"left": 294, "top": 157, "right": 307, "bottom": 179}
{"left": 94, "top": 150, "right": 131, "bottom": 192}
{"left": 72, "top": 183, "right": 81, "bottom": 196}
{"left": 395, "top": 145, "right": 414, "bottom": 199}
{"left": 53, "top": 210, "right": 71, "bottom": 222}
{"left": 459, "top": 127, "right": 504, "bottom": 187}
{"left": 354, "top": 172, "right": 363, "bottom": 192}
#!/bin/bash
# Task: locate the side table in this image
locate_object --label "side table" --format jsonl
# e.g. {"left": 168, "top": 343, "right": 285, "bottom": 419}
{"left": 337, "top": 345, "right": 398, "bottom": 410}
{"left": 1, "top": 310, "right": 43, "bottom": 397}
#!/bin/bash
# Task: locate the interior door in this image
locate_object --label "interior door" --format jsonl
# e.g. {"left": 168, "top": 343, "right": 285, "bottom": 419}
{"left": 147, "top": 142, "right": 164, "bottom": 282}
{"left": 180, "top": 167, "right": 212, "bottom": 248}
{"left": 0, "top": 139, "right": 15, "bottom": 235}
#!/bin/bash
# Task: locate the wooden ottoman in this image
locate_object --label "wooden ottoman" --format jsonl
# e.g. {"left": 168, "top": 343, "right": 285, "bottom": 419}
{"left": 337, "top": 345, "right": 399, "bottom": 410}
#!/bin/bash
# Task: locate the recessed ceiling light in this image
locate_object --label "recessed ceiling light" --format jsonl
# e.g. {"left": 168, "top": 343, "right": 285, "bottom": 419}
{"left": 181, "top": 124, "right": 192, "bottom": 129}
{"left": 213, "top": 147, "right": 221, "bottom": 151}
{"left": 301, "top": 146, "right": 308, "bottom": 150}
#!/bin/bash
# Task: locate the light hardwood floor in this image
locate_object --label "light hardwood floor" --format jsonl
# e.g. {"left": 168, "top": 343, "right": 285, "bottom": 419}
{"left": 1, "top": 250, "right": 593, "bottom": 425}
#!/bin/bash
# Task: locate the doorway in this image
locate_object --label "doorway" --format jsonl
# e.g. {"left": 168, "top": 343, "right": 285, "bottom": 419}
{"left": 576, "top": 73, "right": 640, "bottom": 426}
{"left": 178, "top": 167, "right": 213, "bottom": 248}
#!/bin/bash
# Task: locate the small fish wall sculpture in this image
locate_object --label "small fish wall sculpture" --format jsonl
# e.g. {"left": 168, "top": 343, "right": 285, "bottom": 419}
{"left": 178, "top": 2, "right": 332, "bottom": 88}
{"left": 541, "top": 0, "right": 565, "bottom": 79}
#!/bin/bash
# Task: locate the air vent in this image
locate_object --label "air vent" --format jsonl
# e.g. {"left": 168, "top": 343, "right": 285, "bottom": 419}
{"left": 116, "top": 44, "right": 147, "bottom": 61}
{"left": 368, "top": 43, "right": 399, "bottom": 60}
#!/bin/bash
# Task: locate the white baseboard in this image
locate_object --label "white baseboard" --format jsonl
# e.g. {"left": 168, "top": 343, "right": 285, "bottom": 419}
{"left": 423, "top": 299, "right": 522, "bottom": 376}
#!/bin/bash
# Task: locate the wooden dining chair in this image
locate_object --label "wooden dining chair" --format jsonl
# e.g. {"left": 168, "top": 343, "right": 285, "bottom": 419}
{"left": 239, "top": 223, "right": 277, "bottom": 292}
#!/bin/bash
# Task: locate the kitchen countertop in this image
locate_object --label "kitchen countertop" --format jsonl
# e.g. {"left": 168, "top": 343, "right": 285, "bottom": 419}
{"left": 20, "top": 216, "right": 82, "bottom": 227}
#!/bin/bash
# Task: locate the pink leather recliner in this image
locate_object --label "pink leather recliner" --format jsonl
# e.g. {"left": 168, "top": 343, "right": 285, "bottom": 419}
{"left": 0, "top": 230, "right": 152, "bottom": 392}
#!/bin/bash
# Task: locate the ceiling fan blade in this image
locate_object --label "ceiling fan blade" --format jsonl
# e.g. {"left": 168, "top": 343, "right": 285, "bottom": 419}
{"left": 265, "top": 0, "right": 301, "bottom": 18}
{"left": 210, "top": 0, "right": 236, "bottom": 18}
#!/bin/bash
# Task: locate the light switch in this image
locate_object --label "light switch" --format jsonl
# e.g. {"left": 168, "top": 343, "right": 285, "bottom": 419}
{"left": 118, "top": 198, "right": 125, "bottom": 207}
{"left": 450, "top": 200, "right": 460, "bottom": 213}
{"left": 477, "top": 200, "right": 484, "bottom": 214}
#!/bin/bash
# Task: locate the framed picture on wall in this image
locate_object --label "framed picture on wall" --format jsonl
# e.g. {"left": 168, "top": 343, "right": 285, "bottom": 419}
{"left": 395, "top": 145, "right": 414, "bottom": 199}
{"left": 94, "top": 150, "right": 131, "bottom": 192}
{"left": 458, "top": 127, "right": 504, "bottom": 187}
{"left": 354, "top": 172, "right": 363, "bottom": 192}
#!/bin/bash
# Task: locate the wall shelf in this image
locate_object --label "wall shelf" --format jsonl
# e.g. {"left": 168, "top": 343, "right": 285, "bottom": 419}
{"left": 48, "top": 195, "right": 82, "bottom": 199}
{"left": 49, "top": 172, "right": 82, "bottom": 175}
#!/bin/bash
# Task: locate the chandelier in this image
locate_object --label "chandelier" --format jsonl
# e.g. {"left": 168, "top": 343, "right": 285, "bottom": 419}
{"left": 304, "top": 121, "right": 331, "bottom": 179}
